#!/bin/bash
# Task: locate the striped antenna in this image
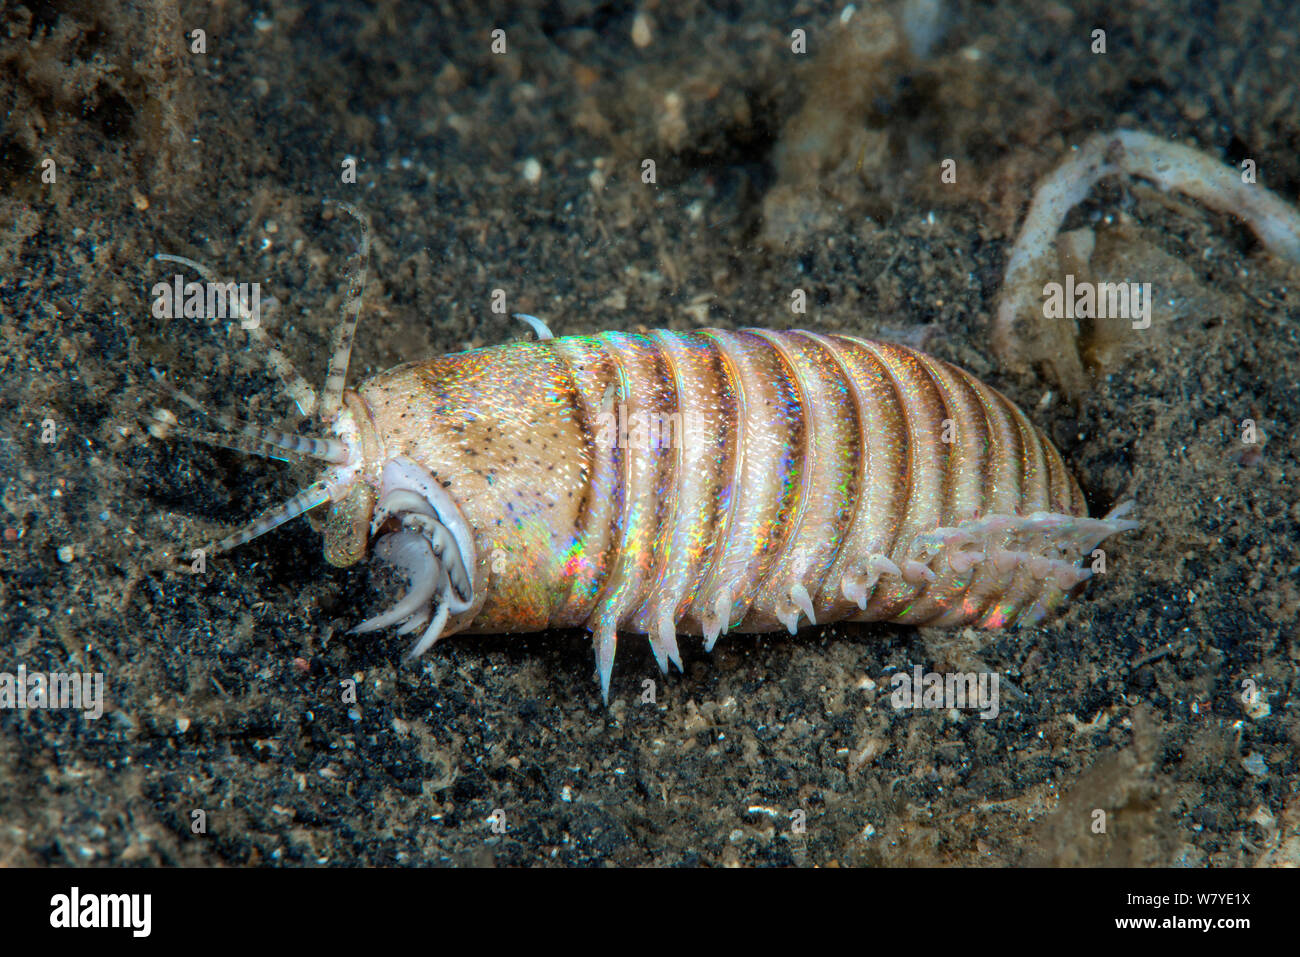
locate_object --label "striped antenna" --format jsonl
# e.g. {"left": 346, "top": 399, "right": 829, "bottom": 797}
{"left": 149, "top": 370, "right": 348, "bottom": 464}
{"left": 207, "top": 481, "right": 332, "bottom": 556}
{"left": 153, "top": 253, "right": 319, "bottom": 417}
{"left": 144, "top": 411, "right": 314, "bottom": 465}
{"left": 318, "top": 200, "right": 371, "bottom": 420}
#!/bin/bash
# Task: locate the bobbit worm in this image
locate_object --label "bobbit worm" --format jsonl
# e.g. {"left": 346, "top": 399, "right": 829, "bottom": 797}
{"left": 148, "top": 205, "right": 1138, "bottom": 701}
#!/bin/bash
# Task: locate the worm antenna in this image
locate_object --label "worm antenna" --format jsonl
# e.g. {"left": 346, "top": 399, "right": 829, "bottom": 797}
{"left": 207, "top": 481, "right": 332, "bottom": 557}
{"left": 143, "top": 410, "right": 312, "bottom": 465}
{"left": 153, "top": 253, "right": 319, "bottom": 416}
{"left": 149, "top": 370, "right": 348, "bottom": 464}
{"left": 318, "top": 199, "right": 371, "bottom": 421}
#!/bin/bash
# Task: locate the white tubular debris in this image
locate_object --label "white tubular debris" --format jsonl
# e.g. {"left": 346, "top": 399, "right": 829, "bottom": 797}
{"left": 993, "top": 129, "right": 1300, "bottom": 367}
{"left": 512, "top": 312, "right": 554, "bottom": 341}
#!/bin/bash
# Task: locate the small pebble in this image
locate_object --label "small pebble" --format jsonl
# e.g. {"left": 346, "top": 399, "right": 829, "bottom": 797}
{"left": 1243, "top": 692, "right": 1271, "bottom": 721}
{"left": 631, "top": 12, "right": 653, "bottom": 48}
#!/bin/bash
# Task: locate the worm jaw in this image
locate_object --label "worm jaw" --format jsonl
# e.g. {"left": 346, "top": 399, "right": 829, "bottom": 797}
{"left": 350, "top": 456, "right": 480, "bottom": 657}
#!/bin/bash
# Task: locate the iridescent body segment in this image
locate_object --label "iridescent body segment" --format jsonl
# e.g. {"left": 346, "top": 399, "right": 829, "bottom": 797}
{"left": 342, "top": 330, "right": 1137, "bottom": 697}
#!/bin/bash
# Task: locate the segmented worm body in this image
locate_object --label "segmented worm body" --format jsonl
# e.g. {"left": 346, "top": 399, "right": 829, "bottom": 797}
{"left": 151, "top": 209, "right": 1136, "bottom": 700}
{"left": 347, "top": 330, "right": 1136, "bottom": 697}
